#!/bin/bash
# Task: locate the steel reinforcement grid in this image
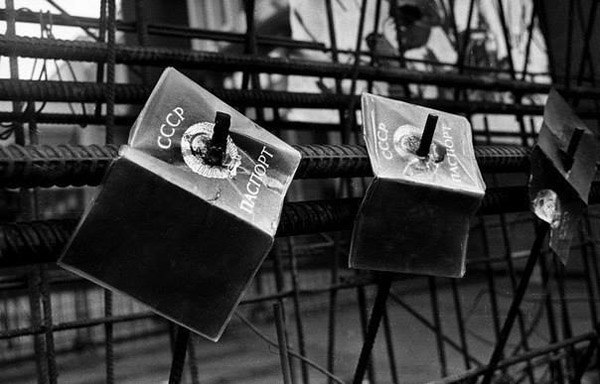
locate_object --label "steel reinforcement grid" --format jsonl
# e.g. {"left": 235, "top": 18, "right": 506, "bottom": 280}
{"left": 1, "top": 1, "right": 600, "bottom": 383}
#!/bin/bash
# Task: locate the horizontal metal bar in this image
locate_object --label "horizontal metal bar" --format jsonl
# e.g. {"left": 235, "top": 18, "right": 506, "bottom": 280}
{"left": 0, "top": 311, "right": 157, "bottom": 340}
{"left": 3, "top": 184, "right": 600, "bottom": 269}
{"left": 0, "top": 9, "right": 325, "bottom": 51}
{"left": 0, "top": 9, "right": 551, "bottom": 78}
{"left": 2, "top": 36, "right": 599, "bottom": 98}
{"left": 0, "top": 143, "right": 528, "bottom": 188}
{"left": 0, "top": 79, "right": 565, "bottom": 117}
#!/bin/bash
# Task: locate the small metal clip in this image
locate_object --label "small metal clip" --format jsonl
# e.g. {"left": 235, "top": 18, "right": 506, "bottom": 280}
{"left": 204, "top": 111, "right": 231, "bottom": 166}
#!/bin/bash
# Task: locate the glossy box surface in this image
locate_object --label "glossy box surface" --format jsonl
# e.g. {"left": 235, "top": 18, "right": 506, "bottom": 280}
{"left": 60, "top": 68, "right": 300, "bottom": 341}
{"left": 349, "top": 93, "right": 485, "bottom": 278}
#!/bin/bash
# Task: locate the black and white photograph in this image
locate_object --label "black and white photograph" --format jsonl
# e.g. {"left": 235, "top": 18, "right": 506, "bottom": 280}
{"left": 1, "top": 0, "right": 600, "bottom": 383}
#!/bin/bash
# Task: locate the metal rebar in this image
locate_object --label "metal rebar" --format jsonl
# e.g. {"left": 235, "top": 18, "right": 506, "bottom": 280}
{"left": 352, "top": 273, "right": 393, "bottom": 384}
{"left": 3, "top": 36, "right": 600, "bottom": 98}
{"left": 480, "top": 222, "right": 550, "bottom": 384}
{"left": 5, "top": 185, "right": 600, "bottom": 269}
{"left": 538, "top": 251, "right": 565, "bottom": 383}
{"left": 0, "top": 143, "right": 531, "bottom": 189}
{"left": 38, "top": 265, "right": 58, "bottom": 384}
{"left": 429, "top": 277, "right": 448, "bottom": 377}
{"left": 27, "top": 268, "right": 48, "bottom": 384}
{"left": 382, "top": 305, "right": 399, "bottom": 384}
{"left": 168, "top": 326, "right": 190, "bottom": 384}
{"left": 274, "top": 303, "right": 293, "bottom": 384}
{"left": 286, "top": 237, "right": 309, "bottom": 384}
{"left": 450, "top": 279, "right": 471, "bottom": 370}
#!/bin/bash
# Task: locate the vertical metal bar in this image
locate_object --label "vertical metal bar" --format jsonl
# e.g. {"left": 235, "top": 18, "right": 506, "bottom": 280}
{"left": 104, "top": 290, "right": 115, "bottom": 384}
{"left": 572, "top": 0, "right": 599, "bottom": 107}
{"left": 583, "top": 215, "right": 600, "bottom": 318}
{"left": 94, "top": 0, "right": 107, "bottom": 119}
{"left": 102, "top": 2, "right": 117, "bottom": 382}
{"left": 388, "top": 0, "right": 412, "bottom": 97}
{"left": 579, "top": 224, "right": 599, "bottom": 331}
{"left": 382, "top": 305, "right": 399, "bottom": 384}
{"left": 355, "top": 275, "right": 376, "bottom": 384}
{"left": 450, "top": 279, "right": 470, "bottom": 369}
{"left": 187, "top": 335, "right": 200, "bottom": 384}
{"left": 242, "top": 0, "right": 265, "bottom": 119}
{"left": 538, "top": 250, "right": 564, "bottom": 383}
{"left": 495, "top": 0, "right": 530, "bottom": 147}
{"left": 497, "top": 214, "right": 536, "bottom": 383}
{"left": 343, "top": 0, "right": 369, "bottom": 147}
{"left": 428, "top": 277, "right": 447, "bottom": 377}
{"left": 553, "top": 256, "right": 576, "bottom": 382}
{"left": 271, "top": 249, "right": 298, "bottom": 382}
{"left": 532, "top": 0, "right": 557, "bottom": 78}
{"left": 520, "top": 1, "right": 537, "bottom": 80}
{"left": 5, "top": 0, "right": 25, "bottom": 145}
{"left": 456, "top": 0, "right": 476, "bottom": 74}
{"left": 481, "top": 222, "right": 549, "bottom": 384}
{"left": 273, "top": 249, "right": 298, "bottom": 383}
{"left": 352, "top": 274, "right": 392, "bottom": 384}
{"left": 134, "top": 0, "right": 150, "bottom": 83}
{"left": 478, "top": 217, "right": 502, "bottom": 344}
{"left": 39, "top": 265, "right": 57, "bottom": 384}
{"left": 326, "top": 240, "right": 340, "bottom": 384}
{"left": 287, "top": 238, "right": 309, "bottom": 384}
{"left": 447, "top": 0, "right": 460, "bottom": 50}
{"left": 274, "top": 303, "right": 293, "bottom": 384}
{"left": 105, "top": 0, "right": 116, "bottom": 144}
{"left": 366, "top": 0, "right": 383, "bottom": 93}
{"left": 168, "top": 327, "right": 190, "bottom": 384}
{"left": 27, "top": 269, "right": 48, "bottom": 384}
{"left": 565, "top": 0, "right": 576, "bottom": 89}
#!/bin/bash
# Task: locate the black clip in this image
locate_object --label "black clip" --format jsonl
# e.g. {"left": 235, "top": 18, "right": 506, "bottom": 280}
{"left": 416, "top": 113, "right": 438, "bottom": 158}
{"left": 561, "top": 128, "right": 584, "bottom": 172}
{"left": 205, "top": 111, "right": 231, "bottom": 166}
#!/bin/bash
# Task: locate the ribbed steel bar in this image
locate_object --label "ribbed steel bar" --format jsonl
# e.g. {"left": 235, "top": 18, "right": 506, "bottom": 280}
{"left": 0, "top": 9, "right": 324, "bottom": 51}
{"left": 0, "top": 143, "right": 529, "bottom": 188}
{"left": 3, "top": 184, "right": 600, "bottom": 269}
{"left": 2, "top": 36, "right": 599, "bottom": 98}
{"left": 0, "top": 79, "right": 569, "bottom": 117}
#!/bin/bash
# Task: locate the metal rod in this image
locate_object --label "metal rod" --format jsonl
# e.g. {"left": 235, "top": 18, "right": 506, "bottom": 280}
{"left": 39, "top": 265, "right": 58, "bottom": 384}
{"left": 287, "top": 237, "right": 310, "bottom": 384}
{"left": 105, "top": 0, "right": 116, "bottom": 144}
{"left": 538, "top": 250, "right": 565, "bottom": 383}
{"left": 450, "top": 279, "right": 471, "bottom": 369}
{"left": 480, "top": 222, "right": 549, "bottom": 384}
{"left": 352, "top": 273, "right": 393, "bottom": 384}
{"left": 3, "top": 37, "right": 598, "bottom": 97}
{"left": 27, "top": 268, "right": 48, "bottom": 384}
{"left": 274, "top": 303, "right": 293, "bottom": 384}
{"left": 168, "top": 326, "right": 190, "bottom": 384}
{"left": 382, "top": 305, "right": 400, "bottom": 383}
{"left": 0, "top": 143, "right": 532, "bottom": 189}
{"left": 429, "top": 277, "right": 448, "bottom": 377}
